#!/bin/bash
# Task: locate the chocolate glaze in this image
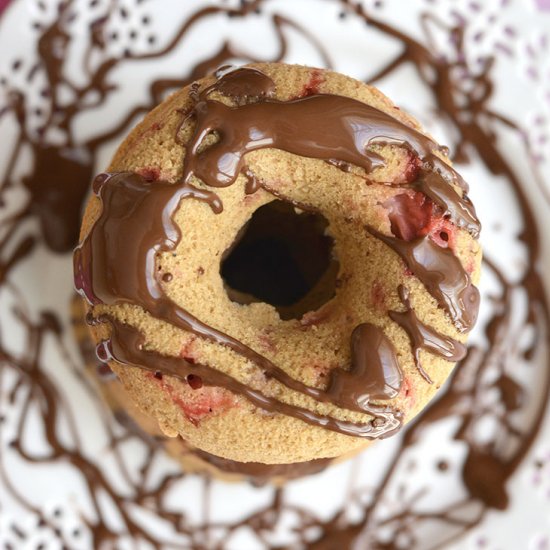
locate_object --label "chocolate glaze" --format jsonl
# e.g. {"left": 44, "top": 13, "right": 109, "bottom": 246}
{"left": 74, "top": 171, "right": 222, "bottom": 308}
{"left": 368, "top": 227, "right": 480, "bottom": 332}
{"left": 99, "top": 317, "right": 401, "bottom": 438}
{"left": 183, "top": 71, "right": 477, "bottom": 223}
{"left": 390, "top": 285, "right": 467, "bottom": 383}
{"left": 201, "top": 66, "right": 276, "bottom": 101}
{"left": 1, "top": 1, "right": 549, "bottom": 548}
{"left": 326, "top": 323, "right": 403, "bottom": 406}
{"left": 193, "top": 448, "right": 332, "bottom": 481}
{"left": 414, "top": 166, "right": 480, "bottom": 238}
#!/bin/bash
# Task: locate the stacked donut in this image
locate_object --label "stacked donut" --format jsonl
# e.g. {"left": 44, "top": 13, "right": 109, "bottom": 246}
{"left": 74, "top": 63, "right": 481, "bottom": 481}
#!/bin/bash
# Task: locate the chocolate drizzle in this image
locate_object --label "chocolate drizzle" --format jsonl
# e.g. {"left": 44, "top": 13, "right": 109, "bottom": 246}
{"left": 390, "top": 285, "right": 467, "bottom": 383}
{"left": 414, "top": 166, "right": 480, "bottom": 238}
{"left": 99, "top": 317, "right": 401, "bottom": 438}
{"left": 182, "top": 69, "right": 478, "bottom": 228}
{"left": 368, "top": 227, "right": 480, "bottom": 332}
{"left": 326, "top": 323, "right": 403, "bottom": 406}
{"left": 1, "top": 1, "right": 549, "bottom": 549}
{"left": 74, "top": 171, "right": 222, "bottom": 308}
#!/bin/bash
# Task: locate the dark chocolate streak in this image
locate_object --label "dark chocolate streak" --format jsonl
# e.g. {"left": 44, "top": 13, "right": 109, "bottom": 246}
{"left": 1, "top": 1, "right": 549, "bottom": 549}
{"left": 368, "top": 227, "right": 480, "bottom": 332}
{"left": 183, "top": 70, "right": 480, "bottom": 240}
{"left": 99, "top": 317, "right": 400, "bottom": 438}
{"left": 327, "top": 323, "right": 403, "bottom": 404}
{"left": 390, "top": 285, "right": 467, "bottom": 383}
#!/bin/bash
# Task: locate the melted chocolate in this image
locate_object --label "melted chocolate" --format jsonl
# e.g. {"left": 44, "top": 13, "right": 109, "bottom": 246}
{"left": 1, "top": 1, "right": 549, "bottom": 548}
{"left": 368, "top": 227, "right": 480, "bottom": 332}
{"left": 390, "top": 285, "right": 467, "bottom": 383}
{"left": 193, "top": 448, "right": 332, "bottom": 481}
{"left": 100, "top": 317, "right": 401, "bottom": 438}
{"left": 74, "top": 171, "right": 222, "bottom": 308}
{"left": 414, "top": 167, "right": 480, "bottom": 238}
{"left": 201, "top": 66, "right": 276, "bottom": 101}
{"left": 183, "top": 72, "right": 474, "bottom": 211}
{"left": 326, "top": 323, "right": 403, "bottom": 406}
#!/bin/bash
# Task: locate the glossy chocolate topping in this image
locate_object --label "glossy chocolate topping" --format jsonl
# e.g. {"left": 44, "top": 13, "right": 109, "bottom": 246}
{"left": 390, "top": 285, "right": 467, "bottom": 383}
{"left": 415, "top": 167, "right": 480, "bottom": 238}
{"left": 182, "top": 69, "right": 476, "bottom": 212}
{"left": 74, "top": 171, "right": 221, "bottom": 308}
{"left": 99, "top": 317, "right": 402, "bottom": 438}
{"left": 326, "top": 323, "right": 403, "bottom": 407}
{"left": 202, "top": 66, "right": 276, "bottom": 101}
{"left": 368, "top": 227, "right": 480, "bottom": 332}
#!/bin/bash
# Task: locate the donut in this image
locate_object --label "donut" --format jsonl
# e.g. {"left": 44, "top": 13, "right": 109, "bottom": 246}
{"left": 74, "top": 63, "right": 481, "bottom": 466}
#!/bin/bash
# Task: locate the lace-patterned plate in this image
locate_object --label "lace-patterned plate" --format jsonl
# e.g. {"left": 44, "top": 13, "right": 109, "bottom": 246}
{"left": 0, "top": 1, "right": 549, "bottom": 549}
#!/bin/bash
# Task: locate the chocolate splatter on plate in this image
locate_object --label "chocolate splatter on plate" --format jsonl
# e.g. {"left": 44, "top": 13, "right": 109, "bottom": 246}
{"left": 1, "top": 0, "right": 549, "bottom": 548}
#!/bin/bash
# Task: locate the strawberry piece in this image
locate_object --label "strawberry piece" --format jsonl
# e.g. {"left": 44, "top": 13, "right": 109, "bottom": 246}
{"left": 150, "top": 373, "right": 237, "bottom": 426}
{"left": 137, "top": 166, "right": 160, "bottom": 182}
{"left": 370, "top": 280, "right": 386, "bottom": 310}
{"left": 386, "top": 191, "right": 434, "bottom": 241}
{"left": 401, "top": 378, "right": 415, "bottom": 407}
{"left": 426, "top": 217, "right": 457, "bottom": 250}
{"left": 298, "top": 69, "right": 325, "bottom": 97}
{"left": 400, "top": 150, "right": 423, "bottom": 183}
{"left": 186, "top": 374, "right": 203, "bottom": 389}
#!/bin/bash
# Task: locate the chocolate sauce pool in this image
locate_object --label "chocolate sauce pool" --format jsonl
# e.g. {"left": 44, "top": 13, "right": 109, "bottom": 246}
{"left": 1, "top": 1, "right": 549, "bottom": 548}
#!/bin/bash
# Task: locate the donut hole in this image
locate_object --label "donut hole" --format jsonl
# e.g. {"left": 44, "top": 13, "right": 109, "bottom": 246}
{"left": 220, "top": 200, "right": 339, "bottom": 320}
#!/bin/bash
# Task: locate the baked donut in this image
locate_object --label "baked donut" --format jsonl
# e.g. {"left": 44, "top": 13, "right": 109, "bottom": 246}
{"left": 74, "top": 63, "right": 481, "bottom": 466}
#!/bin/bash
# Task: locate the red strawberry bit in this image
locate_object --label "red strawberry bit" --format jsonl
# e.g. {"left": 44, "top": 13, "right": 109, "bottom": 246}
{"left": 465, "top": 258, "right": 476, "bottom": 275}
{"left": 258, "top": 332, "right": 276, "bottom": 353}
{"left": 385, "top": 191, "right": 458, "bottom": 252}
{"left": 186, "top": 374, "right": 203, "bottom": 389}
{"left": 180, "top": 337, "right": 197, "bottom": 362}
{"left": 370, "top": 280, "right": 386, "bottom": 310}
{"left": 400, "top": 378, "right": 415, "bottom": 407}
{"left": 399, "top": 150, "right": 422, "bottom": 183}
{"left": 300, "top": 304, "right": 333, "bottom": 327}
{"left": 307, "top": 362, "right": 332, "bottom": 385}
{"left": 137, "top": 166, "right": 160, "bottom": 182}
{"left": 150, "top": 373, "right": 237, "bottom": 426}
{"left": 386, "top": 191, "right": 434, "bottom": 241}
{"left": 426, "top": 217, "right": 457, "bottom": 250}
{"left": 298, "top": 69, "right": 325, "bottom": 98}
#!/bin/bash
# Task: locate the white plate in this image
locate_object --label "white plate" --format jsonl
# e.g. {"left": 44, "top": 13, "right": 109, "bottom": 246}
{"left": 1, "top": 1, "right": 550, "bottom": 548}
